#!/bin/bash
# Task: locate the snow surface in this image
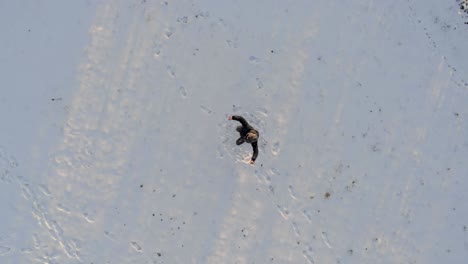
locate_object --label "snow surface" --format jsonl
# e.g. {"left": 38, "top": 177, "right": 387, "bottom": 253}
{"left": 1, "top": 0, "right": 468, "bottom": 263}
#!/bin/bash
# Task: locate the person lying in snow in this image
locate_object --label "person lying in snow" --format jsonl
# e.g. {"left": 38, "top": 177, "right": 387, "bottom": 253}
{"left": 228, "top": 115, "right": 259, "bottom": 164}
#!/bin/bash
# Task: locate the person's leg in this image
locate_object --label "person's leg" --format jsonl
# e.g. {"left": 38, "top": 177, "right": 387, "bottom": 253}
{"left": 236, "top": 137, "right": 245, "bottom": 145}
{"left": 237, "top": 125, "right": 247, "bottom": 137}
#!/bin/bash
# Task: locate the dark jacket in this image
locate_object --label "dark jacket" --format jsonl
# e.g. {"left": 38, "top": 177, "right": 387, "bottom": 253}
{"left": 232, "top": 115, "right": 259, "bottom": 162}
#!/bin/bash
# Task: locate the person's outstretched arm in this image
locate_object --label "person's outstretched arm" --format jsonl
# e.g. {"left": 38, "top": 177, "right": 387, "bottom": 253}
{"left": 228, "top": 115, "right": 250, "bottom": 129}
{"left": 250, "top": 141, "right": 258, "bottom": 164}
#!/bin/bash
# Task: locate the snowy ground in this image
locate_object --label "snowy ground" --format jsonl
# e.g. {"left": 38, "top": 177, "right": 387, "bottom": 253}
{"left": 1, "top": 1, "right": 468, "bottom": 263}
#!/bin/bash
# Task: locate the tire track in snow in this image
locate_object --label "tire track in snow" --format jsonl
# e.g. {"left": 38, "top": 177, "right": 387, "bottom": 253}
{"left": 211, "top": 15, "right": 323, "bottom": 262}
{"left": 206, "top": 168, "right": 270, "bottom": 264}
{"left": 256, "top": 19, "right": 324, "bottom": 263}
{"left": 50, "top": 2, "right": 178, "bottom": 262}
{"left": 281, "top": 3, "right": 404, "bottom": 261}
{"left": 25, "top": 1, "right": 159, "bottom": 262}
